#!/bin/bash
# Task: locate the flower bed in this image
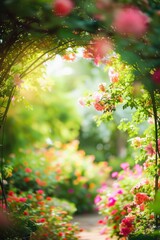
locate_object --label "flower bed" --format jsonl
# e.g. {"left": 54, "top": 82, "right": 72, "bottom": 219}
{"left": 0, "top": 190, "right": 81, "bottom": 240}
{"left": 8, "top": 141, "right": 111, "bottom": 213}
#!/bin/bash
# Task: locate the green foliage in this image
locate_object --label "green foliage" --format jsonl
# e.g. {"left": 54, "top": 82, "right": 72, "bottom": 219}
{"left": 5, "top": 76, "right": 81, "bottom": 153}
{"left": 0, "top": 210, "right": 37, "bottom": 240}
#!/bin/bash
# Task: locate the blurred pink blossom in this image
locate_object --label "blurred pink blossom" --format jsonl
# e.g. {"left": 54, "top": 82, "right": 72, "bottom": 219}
{"left": 111, "top": 171, "right": 118, "bottom": 178}
{"left": 117, "top": 189, "right": 123, "bottom": 194}
{"left": 113, "top": 7, "right": 149, "bottom": 37}
{"left": 120, "top": 162, "right": 129, "bottom": 170}
{"left": 94, "top": 195, "right": 102, "bottom": 204}
{"left": 145, "top": 143, "right": 155, "bottom": 156}
{"left": 100, "top": 226, "right": 107, "bottom": 235}
{"left": 78, "top": 98, "right": 85, "bottom": 107}
{"left": 148, "top": 117, "right": 154, "bottom": 124}
{"left": 93, "top": 92, "right": 102, "bottom": 102}
{"left": 108, "top": 196, "right": 116, "bottom": 207}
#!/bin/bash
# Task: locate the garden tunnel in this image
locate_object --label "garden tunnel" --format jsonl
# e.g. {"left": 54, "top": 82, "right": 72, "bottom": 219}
{"left": 0, "top": 0, "right": 160, "bottom": 239}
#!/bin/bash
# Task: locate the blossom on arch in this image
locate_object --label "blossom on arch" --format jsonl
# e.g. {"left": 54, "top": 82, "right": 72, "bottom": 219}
{"left": 113, "top": 7, "right": 150, "bottom": 37}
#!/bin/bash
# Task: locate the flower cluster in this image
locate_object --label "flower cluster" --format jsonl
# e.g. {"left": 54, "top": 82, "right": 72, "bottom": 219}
{"left": 95, "top": 164, "right": 156, "bottom": 239}
{"left": 5, "top": 190, "right": 80, "bottom": 240}
{"left": 9, "top": 141, "right": 111, "bottom": 213}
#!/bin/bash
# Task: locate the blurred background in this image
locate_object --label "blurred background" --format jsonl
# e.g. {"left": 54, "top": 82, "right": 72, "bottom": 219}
{"left": 5, "top": 53, "right": 135, "bottom": 170}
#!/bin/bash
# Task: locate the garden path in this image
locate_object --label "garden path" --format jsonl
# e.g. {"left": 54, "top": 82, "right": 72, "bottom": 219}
{"left": 73, "top": 179, "right": 115, "bottom": 240}
{"left": 74, "top": 213, "right": 106, "bottom": 240}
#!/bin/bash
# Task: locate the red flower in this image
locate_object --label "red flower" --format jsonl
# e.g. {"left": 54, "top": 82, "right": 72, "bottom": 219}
{"left": 152, "top": 68, "right": 160, "bottom": 84}
{"left": 27, "top": 194, "right": 33, "bottom": 199}
{"left": 135, "top": 192, "right": 150, "bottom": 205}
{"left": 25, "top": 168, "right": 32, "bottom": 173}
{"left": 120, "top": 216, "right": 135, "bottom": 236}
{"left": 53, "top": 0, "right": 74, "bottom": 17}
{"left": 37, "top": 218, "right": 46, "bottom": 223}
{"left": 93, "top": 102, "right": 105, "bottom": 111}
{"left": 24, "top": 177, "right": 30, "bottom": 182}
{"left": 58, "top": 232, "right": 64, "bottom": 237}
{"left": 23, "top": 211, "right": 29, "bottom": 216}
{"left": 46, "top": 196, "right": 52, "bottom": 201}
{"left": 8, "top": 191, "right": 15, "bottom": 196}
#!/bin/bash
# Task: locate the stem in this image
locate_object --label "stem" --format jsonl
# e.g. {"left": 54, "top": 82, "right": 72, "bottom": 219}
{"left": 20, "top": 40, "right": 74, "bottom": 78}
{"left": 1, "top": 40, "right": 36, "bottom": 83}
{"left": 22, "top": 45, "right": 76, "bottom": 79}
{"left": 150, "top": 90, "right": 159, "bottom": 229}
{"left": 0, "top": 86, "right": 15, "bottom": 210}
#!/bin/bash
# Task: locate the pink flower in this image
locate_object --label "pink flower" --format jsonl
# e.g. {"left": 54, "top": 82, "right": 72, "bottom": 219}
{"left": 19, "top": 197, "right": 27, "bottom": 202}
{"left": 145, "top": 143, "right": 155, "bottom": 156}
{"left": 92, "top": 38, "right": 113, "bottom": 59}
{"left": 113, "top": 7, "right": 149, "bottom": 37}
{"left": 97, "top": 183, "right": 107, "bottom": 193}
{"left": 98, "top": 219, "right": 104, "bottom": 224}
{"left": 94, "top": 195, "right": 102, "bottom": 204}
{"left": 111, "top": 209, "right": 118, "bottom": 215}
{"left": 120, "top": 162, "right": 129, "bottom": 170}
{"left": 111, "top": 171, "right": 118, "bottom": 178}
{"left": 117, "top": 189, "right": 123, "bottom": 194}
{"left": 152, "top": 68, "right": 160, "bottom": 84}
{"left": 108, "top": 197, "right": 116, "bottom": 207}
{"left": 13, "top": 74, "right": 23, "bottom": 87}
{"left": 78, "top": 98, "right": 85, "bottom": 107}
{"left": 99, "top": 227, "right": 107, "bottom": 235}
{"left": 93, "top": 92, "right": 102, "bottom": 103}
{"left": 134, "top": 164, "right": 142, "bottom": 175}
{"left": 36, "top": 189, "right": 44, "bottom": 195}
{"left": 68, "top": 188, "right": 74, "bottom": 193}
{"left": 84, "top": 38, "right": 113, "bottom": 64}
{"left": 148, "top": 117, "right": 154, "bottom": 124}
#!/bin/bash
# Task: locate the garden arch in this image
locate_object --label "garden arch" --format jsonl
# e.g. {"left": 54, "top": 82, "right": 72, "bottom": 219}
{"left": 0, "top": 0, "right": 160, "bottom": 239}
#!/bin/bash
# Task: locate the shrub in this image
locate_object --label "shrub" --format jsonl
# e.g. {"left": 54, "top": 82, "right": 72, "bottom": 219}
{"left": 9, "top": 141, "right": 111, "bottom": 213}
{"left": 95, "top": 163, "right": 156, "bottom": 239}
{"left": 4, "top": 190, "right": 80, "bottom": 240}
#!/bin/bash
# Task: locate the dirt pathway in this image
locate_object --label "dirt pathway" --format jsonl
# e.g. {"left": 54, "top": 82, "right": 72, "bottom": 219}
{"left": 74, "top": 213, "right": 106, "bottom": 240}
